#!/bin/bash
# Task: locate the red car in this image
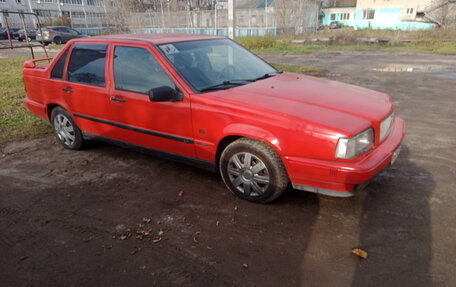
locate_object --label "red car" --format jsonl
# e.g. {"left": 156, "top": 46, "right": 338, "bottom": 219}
{"left": 22, "top": 34, "right": 404, "bottom": 203}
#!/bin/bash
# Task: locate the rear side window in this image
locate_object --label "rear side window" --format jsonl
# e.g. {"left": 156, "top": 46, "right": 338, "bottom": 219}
{"left": 51, "top": 48, "right": 69, "bottom": 79}
{"left": 67, "top": 43, "right": 107, "bottom": 87}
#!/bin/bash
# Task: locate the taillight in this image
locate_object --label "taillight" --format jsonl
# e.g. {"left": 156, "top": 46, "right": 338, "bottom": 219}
{"left": 45, "top": 30, "right": 54, "bottom": 35}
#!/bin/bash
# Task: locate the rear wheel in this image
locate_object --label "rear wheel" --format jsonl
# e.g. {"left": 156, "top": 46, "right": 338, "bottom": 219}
{"left": 219, "top": 138, "right": 289, "bottom": 203}
{"left": 53, "top": 36, "right": 62, "bottom": 45}
{"left": 51, "top": 107, "right": 86, "bottom": 150}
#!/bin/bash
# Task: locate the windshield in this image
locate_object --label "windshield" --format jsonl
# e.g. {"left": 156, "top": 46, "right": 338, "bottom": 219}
{"left": 158, "top": 38, "right": 277, "bottom": 92}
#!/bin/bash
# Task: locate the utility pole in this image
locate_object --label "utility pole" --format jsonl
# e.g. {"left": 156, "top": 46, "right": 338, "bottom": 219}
{"left": 25, "top": 0, "right": 36, "bottom": 28}
{"left": 227, "top": 0, "right": 235, "bottom": 39}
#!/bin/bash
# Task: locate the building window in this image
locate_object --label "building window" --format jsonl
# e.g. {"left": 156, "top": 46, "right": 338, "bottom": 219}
{"left": 406, "top": 8, "right": 414, "bottom": 15}
{"left": 340, "top": 13, "right": 350, "bottom": 20}
{"left": 0, "top": 0, "right": 6, "bottom": 3}
{"left": 35, "top": 9, "right": 56, "bottom": 17}
{"left": 363, "top": 10, "right": 375, "bottom": 20}
{"left": 32, "top": 0, "right": 58, "bottom": 3}
{"left": 61, "top": 0, "right": 82, "bottom": 5}
{"left": 330, "top": 14, "right": 336, "bottom": 21}
{"left": 87, "top": 0, "right": 100, "bottom": 6}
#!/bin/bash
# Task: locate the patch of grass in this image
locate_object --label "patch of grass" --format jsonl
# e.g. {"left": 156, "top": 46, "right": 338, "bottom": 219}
{"left": 46, "top": 44, "right": 64, "bottom": 50}
{"left": 0, "top": 57, "right": 50, "bottom": 144}
{"left": 237, "top": 28, "right": 456, "bottom": 55}
{"left": 251, "top": 42, "right": 456, "bottom": 55}
{"left": 237, "top": 36, "right": 278, "bottom": 50}
{"left": 253, "top": 44, "right": 381, "bottom": 55}
{"left": 270, "top": 63, "right": 324, "bottom": 76}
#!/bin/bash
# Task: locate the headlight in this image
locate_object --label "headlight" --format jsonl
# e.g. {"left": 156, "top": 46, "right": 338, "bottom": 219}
{"left": 380, "top": 113, "right": 394, "bottom": 142}
{"left": 335, "top": 128, "right": 374, "bottom": 159}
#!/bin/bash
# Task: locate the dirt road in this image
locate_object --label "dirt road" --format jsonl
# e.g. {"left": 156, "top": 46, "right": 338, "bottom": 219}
{"left": 1, "top": 50, "right": 455, "bottom": 286}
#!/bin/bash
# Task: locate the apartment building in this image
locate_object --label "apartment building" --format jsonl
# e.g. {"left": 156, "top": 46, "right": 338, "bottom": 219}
{"left": 322, "top": 0, "right": 439, "bottom": 30}
{"left": 0, "top": 0, "right": 105, "bottom": 29}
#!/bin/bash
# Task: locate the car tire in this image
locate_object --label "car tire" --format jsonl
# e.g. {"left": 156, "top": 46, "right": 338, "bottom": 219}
{"left": 51, "top": 107, "right": 86, "bottom": 150}
{"left": 219, "top": 138, "right": 289, "bottom": 203}
{"left": 53, "top": 37, "right": 62, "bottom": 45}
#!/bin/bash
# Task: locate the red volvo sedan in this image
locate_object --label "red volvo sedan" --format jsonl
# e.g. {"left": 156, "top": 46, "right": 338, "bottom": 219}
{"left": 22, "top": 34, "right": 404, "bottom": 203}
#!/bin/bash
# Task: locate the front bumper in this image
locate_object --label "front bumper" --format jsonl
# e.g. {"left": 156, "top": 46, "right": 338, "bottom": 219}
{"left": 283, "top": 117, "right": 405, "bottom": 197}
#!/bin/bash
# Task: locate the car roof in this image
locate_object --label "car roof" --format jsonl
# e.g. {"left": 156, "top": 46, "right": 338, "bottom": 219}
{"left": 90, "top": 33, "right": 225, "bottom": 45}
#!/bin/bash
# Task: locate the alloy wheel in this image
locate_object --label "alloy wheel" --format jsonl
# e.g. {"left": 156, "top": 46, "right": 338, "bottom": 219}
{"left": 53, "top": 114, "right": 75, "bottom": 146}
{"left": 227, "top": 152, "right": 270, "bottom": 197}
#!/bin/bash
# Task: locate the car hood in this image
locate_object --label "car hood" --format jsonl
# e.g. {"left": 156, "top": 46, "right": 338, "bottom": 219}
{"left": 209, "top": 72, "right": 393, "bottom": 136}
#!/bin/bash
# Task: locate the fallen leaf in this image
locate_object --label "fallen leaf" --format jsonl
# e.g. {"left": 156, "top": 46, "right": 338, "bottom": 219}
{"left": 119, "top": 235, "right": 127, "bottom": 240}
{"left": 234, "top": 206, "right": 238, "bottom": 211}
{"left": 158, "top": 229, "right": 164, "bottom": 237}
{"left": 242, "top": 263, "right": 249, "bottom": 269}
{"left": 143, "top": 218, "right": 152, "bottom": 223}
{"left": 153, "top": 237, "right": 162, "bottom": 243}
{"left": 178, "top": 191, "right": 184, "bottom": 197}
{"left": 351, "top": 248, "right": 368, "bottom": 259}
{"left": 193, "top": 237, "right": 198, "bottom": 243}
{"left": 216, "top": 221, "right": 220, "bottom": 226}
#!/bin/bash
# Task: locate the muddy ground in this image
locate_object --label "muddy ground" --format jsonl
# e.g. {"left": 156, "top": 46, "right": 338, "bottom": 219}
{"left": 1, "top": 50, "right": 455, "bottom": 287}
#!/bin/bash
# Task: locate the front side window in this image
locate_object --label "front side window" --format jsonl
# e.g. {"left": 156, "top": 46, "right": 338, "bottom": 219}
{"left": 158, "top": 38, "right": 277, "bottom": 92}
{"left": 51, "top": 48, "right": 69, "bottom": 79}
{"left": 67, "top": 43, "right": 107, "bottom": 87}
{"left": 330, "top": 14, "right": 336, "bottom": 21}
{"left": 113, "top": 46, "right": 175, "bottom": 94}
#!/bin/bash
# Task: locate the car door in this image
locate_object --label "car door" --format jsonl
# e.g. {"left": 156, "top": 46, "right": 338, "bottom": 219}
{"left": 57, "top": 27, "right": 71, "bottom": 42}
{"left": 106, "top": 43, "right": 195, "bottom": 158}
{"left": 68, "top": 28, "right": 83, "bottom": 40}
{"left": 61, "top": 42, "right": 113, "bottom": 136}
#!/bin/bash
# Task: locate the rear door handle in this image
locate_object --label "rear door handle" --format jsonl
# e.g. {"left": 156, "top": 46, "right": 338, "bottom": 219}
{"left": 110, "top": 96, "right": 126, "bottom": 103}
{"left": 62, "top": 87, "right": 73, "bottom": 93}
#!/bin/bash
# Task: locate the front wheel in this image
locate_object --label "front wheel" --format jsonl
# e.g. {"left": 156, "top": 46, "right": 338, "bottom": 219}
{"left": 51, "top": 107, "right": 86, "bottom": 150}
{"left": 219, "top": 138, "right": 289, "bottom": 203}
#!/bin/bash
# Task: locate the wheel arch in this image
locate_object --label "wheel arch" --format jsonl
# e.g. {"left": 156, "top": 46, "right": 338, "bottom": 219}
{"left": 46, "top": 103, "right": 67, "bottom": 120}
{"left": 215, "top": 124, "right": 284, "bottom": 168}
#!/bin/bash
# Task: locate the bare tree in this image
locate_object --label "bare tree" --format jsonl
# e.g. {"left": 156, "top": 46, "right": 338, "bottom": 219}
{"left": 101, "top": 0, "right": 148, "bottom": 33}
{"left": 426, "top": 0, "right": 456, "bottom": 27}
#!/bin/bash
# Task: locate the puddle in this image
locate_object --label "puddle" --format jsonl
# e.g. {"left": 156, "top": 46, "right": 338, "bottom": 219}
{"left": 373, "top": 64, "right": 456, "bottom": 79}
{"left": 373, "top": 64, "right": 451, "bottom": 72}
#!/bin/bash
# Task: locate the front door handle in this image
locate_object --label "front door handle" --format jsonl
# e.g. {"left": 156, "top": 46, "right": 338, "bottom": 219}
{"left": 110, "top": 96, "right": 126, "bottom": 103}
{"left": 62, "top": 87, "right": 73, "bottom": 93}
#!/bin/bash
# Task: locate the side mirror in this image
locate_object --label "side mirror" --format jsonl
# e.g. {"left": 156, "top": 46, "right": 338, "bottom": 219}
{"left": 149, "top": 86, "right": 182, "bottom": 102}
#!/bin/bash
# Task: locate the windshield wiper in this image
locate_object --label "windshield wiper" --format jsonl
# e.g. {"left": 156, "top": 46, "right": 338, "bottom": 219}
{"left": 253, "top": 71, "right": 282, "bottom": 81}
{"left": 199, "top": 80, "right": 252, "bottom": 93}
